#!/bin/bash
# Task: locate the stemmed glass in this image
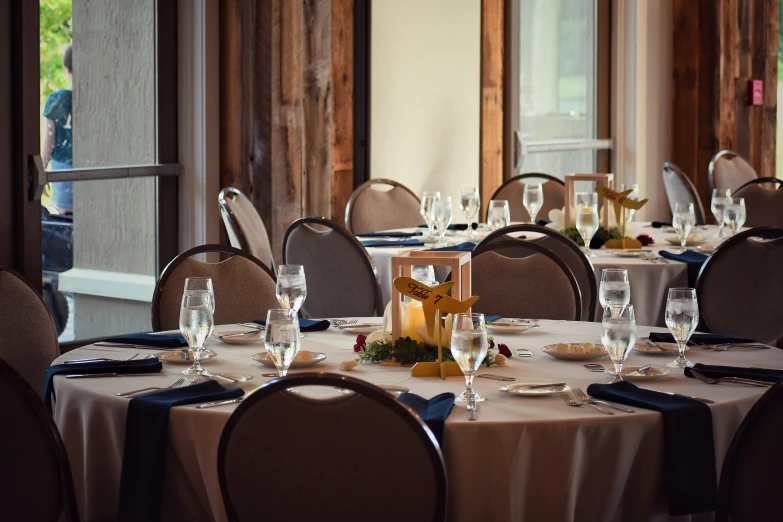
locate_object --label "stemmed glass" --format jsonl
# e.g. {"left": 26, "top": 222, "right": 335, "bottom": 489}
{"left": 276, "top": 265, "right": 307, "bottom": 313}
{"left": 450, "top": 313, "right": 489, "bottom": 404}
{"left": 487, "top": 200, "right": 510, "bottom": 231}
{"left": 460, "top": 186, "right": 480, "bottom": 236}
{"left": 672, "top": 203, "right": 696, "bottom": 254}
{"left": 184, "top": 277, "right": 216, "bottom": 357}
{"left": 264, "top": 308, "right": 301, "bottom": 377}
{"left": 430, "top": 197, "right": 453, "bottom": 247}
{"left": 420, "top": 191, "right": 441, "bottom": 239}
{"left": 599, "top": 269, "right": 630, "bottom": 314}
{"left": 711, "top": 189, "right": 731, "bottom": 238}
{"left": 621, "top": 183, "right": 640, "bottom": 222}
{"left": 601, "top": 305, "right": 636, "bottom": 382}
{"left": 723, "top": 198, "right": 746, "bottom": 236}
{"left": 575, "top": 193, "right": 599, "bottom": 256}
{"left": 179, "top": 292, "right": 214, "bottom": 376}
{"left": 523, "top": 183, "right": 544, "bottom": 223}
{"left": 664, "top": 288, "right": 699, "bottom": 368}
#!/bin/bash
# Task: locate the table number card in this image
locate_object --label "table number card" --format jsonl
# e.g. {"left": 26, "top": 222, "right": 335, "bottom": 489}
{"left": 596, "top": 185, "right": 649, "bottom": 249}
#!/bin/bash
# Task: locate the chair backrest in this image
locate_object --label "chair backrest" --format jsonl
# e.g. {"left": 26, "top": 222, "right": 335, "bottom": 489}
{"left": 0, "top": 269, "right": 59, "bottom": 392}
{"left": 716, "top": 380, "right": 783, "bottom": 522}
{"left": 218, "top": 187, "right": 275, "bottom": 272}
{"left": 695, "top": 227, "right": 783, "bottom": 344}
{"left": 471, "top": 238, "right": 582, "bottom": 320}
{"left": 345, "top": 179, "right": 422, "bottom": 234}
{"left": 662, "top": 162, "right": 707, "bottom": 224}
{"left": 0, "top": 359, "right": 80, "bottom": 522}
{"left": 151, "top": 245, "right": 278, "bottom": 331}
{"left": 487, "top": 173, "right": 565, "bottom": 223}
{"left": 477, "top": 224, "right": 596, "bottom": 320}
{"left": 709, "top": 150, "right": 759, "bottom": 193}
{"left": 732, "top": 181, "right": 783, "bottom": 228}
{"left": 283, "top": 217, "right": 382, "bottom": 317}
{"left": 218, "top": 373, "right": 447, "bottom": 522}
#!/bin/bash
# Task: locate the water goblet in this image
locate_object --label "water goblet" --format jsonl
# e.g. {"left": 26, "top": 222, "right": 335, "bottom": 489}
{"left": 487, "top": 200, "right": 510, "bottom": 231}
{"left": 722, "top": 197, "right": 746, "bottom": 236}
{"left": 184, "top": 277, "right": 216, "bottom": 356}
{"left": 430, "top": 197, "right": 453, "bottom": 247}
{"left": 179, "top": 293, "right": 214, "bottom": 376}
{"left": 420, "top": 191, "right": 441, "bottom": 239}
{"left": 575, "top": 193, "right": 599, "bottom": 256}
{"left": 599, "top": 268, "right": 630, "bottom": 313}
{"left": 450, "top": 313, "right": 489, "bottom": 404}
{"left": 664, "top": 288, "right": 699, "bottom": 368}
{"left": 672, "top": 203, "right": 696, "bottom": 254}
{"left": 460, "top": 186, "right": 480, "bottom": 236}
{"left": 264, "top": 308, "right": 301, "bottom": 377}
{"left": 276, "top": 265, "right": 307, "bottom": 313}
{"left": 711, "top": 189, "right": 731, "bottom": 238}
{"left": 601, "top": 305, "right": 636, "bottom": 382}
{"left": 523, "top": 183, "right": 544, "bottom": 223}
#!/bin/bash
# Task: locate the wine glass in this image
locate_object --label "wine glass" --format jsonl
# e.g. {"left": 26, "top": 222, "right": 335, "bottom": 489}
{"left": 276, "top": 265, "right": 307, "bottom": 313}
{"left": 460, "top": 186, "right": 480, "bottom": 236}
{"left": 599, "top": 269, "right": 630, "bottom": 313}
{"left": 411, "top": 265, "right": 436, "bottom": 283}
{"left": 487, "top": 200, "right": 510, "bottom": 231}
{"left": 575, "top": 193, "right": 598, "bottom": 256}
{"left": 672, "top": 203, "right": 696, "bottom": 254}
{"left": 450, "top": 313, "right": 489, "bottom": 404}
{"left": 523, "top": 183, "right": 544, "bottom": 223}
{"left": 621, "top": 183, "right": 640, "bottom": 222}
{"left": 430, "top": 197, "right": 453, "bottom": 247}
{"left": 179, "top": 292, "right": 214, "bottom": 376}
{"left": 601, "top": 305, "right": 636, "bottom": 382}
{"left": 664, "top": 288, "right": 699, "bottom": 368}
{"left": 184, "top": 277, "right": 216, "bottom": 356}
{"left": 420, "top": 191, "right": 441, "bottom": 239}
{"left": 723, "top": 197, "right": 746, "bottom": 236}
{"left": 264, "top": 308, "right": 301, "bottom": 377}
{"left": 711, "top": 188, "right": 731, "bottom": 238}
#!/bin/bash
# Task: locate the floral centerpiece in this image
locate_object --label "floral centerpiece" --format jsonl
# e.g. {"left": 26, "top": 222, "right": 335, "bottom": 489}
{"left": 548, "top": 208, "right": 654, "bottom": 248}
{"left": 353, "top": 332, "right": 510, "bottom": 367}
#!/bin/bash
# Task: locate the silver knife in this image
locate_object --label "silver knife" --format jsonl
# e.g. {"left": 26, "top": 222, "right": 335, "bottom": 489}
{"left": 66, "top": 373, "right": 162, "bottom": 379}
{"left": 662, "top": 392, "right": 715, "bottom": 404}
{"left": 523, "top": 382, "right": 566, "bottom": 389}
{"left": 196, "top": 397, "right": 244, "bottom": 409}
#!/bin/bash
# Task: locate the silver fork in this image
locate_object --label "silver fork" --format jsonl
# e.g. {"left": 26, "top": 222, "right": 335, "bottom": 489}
{"left": 560, "top": 392, "right": 614, "bottom": 415}
{"left": 330, "top": 319, "right": 358, "bottom": 327}
{"left": 118, "top": 378, "right": 187, "bottom": 398}
{"left": 689, "top": 370, "right": 771, "bottom": 387}
{"left": 573, "top": 388, "right": 635, "bottom": 413}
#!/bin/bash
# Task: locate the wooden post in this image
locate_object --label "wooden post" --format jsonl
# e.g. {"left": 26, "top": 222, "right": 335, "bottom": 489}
{"left": 480, "top": 0, "right": 504, "bottom": 212}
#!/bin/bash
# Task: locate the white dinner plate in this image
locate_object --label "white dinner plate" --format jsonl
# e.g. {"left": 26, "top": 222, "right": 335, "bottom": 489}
{"left": 633, "top": 340, "right": 687, "bottom": 355}
{"left": 608, "top": 249, "right": 648, "bottom": 258}
{"left": 213, "top": 330, "right": 263, "bottom": 345}
{"left": 500, "top": 382, "right": 572, "bottom": 396}
{"left": 204, "top": 372, "right": 254, "bottom": 384}
{"left": 486, "top": 320, "right": 539, "bottom": 334}
{"left": 155, "top": 350, "right": 218, "bottom": 365}
{"left": 252, "top": 351, "right": 327, "bottom": 369}
{"left": 604, "top": 366, "right": 673, "bottom": 381}
{"left": 665, "top": 235, "right": 708, "bottom": 246}
{"left": 339, "top": 323, "right": 383, "bottom": 335}
{"left": 541, "top": 344, "right": 607, "bottom": 361}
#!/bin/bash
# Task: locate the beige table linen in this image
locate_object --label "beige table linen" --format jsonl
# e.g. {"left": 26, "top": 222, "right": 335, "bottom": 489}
{"left": 52, "top": 321, "right": 782, "bottom": 522}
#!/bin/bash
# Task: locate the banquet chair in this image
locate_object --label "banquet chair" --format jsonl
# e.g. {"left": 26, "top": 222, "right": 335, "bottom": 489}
{"left": 0, "top": 359, "right": 80, "bottom": 522}
{"left": 716, "top": 380, "right": 783, "bottom": 522}
{"left": 218, "top": 187, "right": 275, "bottom": 273}
{"left": 151, "top": 245, "right": 278, "bottom": 331}
{"left": 662, "top": 162, "right": 707, "bottom": 224}
{"left": 218, "top": 373, "right": 447, "bottom": 522}
{"left": 695, "top": 227, "right": 783, "bottom": 346}
{"left": 487, "top": 173, "right": 564, "bottom": 223}
{"left": 345, "top": 179, "right": 421, "bottom": 234}
{"left": 283, "top": 217, "right": 382, "bottom": 317}
{"left": 732, "top": 179, "right": 783, "bottom": 228}
{"left": 471, "top": 238, "right": 582, "bottom": 321}
{"left": 0, "top": 268, "right": 59, "bottom": 392}
{"left": 477, "top": 224, "right": 596, "bottom": 320}
{"left": 708, "top": 150, "right": 759, "bottom": 193}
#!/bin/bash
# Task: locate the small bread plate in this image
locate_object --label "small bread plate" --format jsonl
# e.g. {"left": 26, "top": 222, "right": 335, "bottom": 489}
{"left": 486, "top": 319, "right": 539, "bottom": 334}
{"left": 665, "top": 235, "right": 708, "bottom": 246}
{"left": 155, "top": 350, "right": 217, "bottom": 365}
{"left": 252, "top": 350, "right": 327, "bottom": 369}
{"left": 213, "top": 330, "right": 263, "bottom": 345}
{"left": 633, "top": 340, "right": 686, "bottom": 355}
{"left": 604, "top": 366, "right": 673, "bottom": 382}
{"left": 609, "top": 249, "right": 648, "bottom": 258}
{"left": 500, "top": 382, "right": 571, "bottom": 396}
{"left": 541, "top": 343, "right": 607, "bottom": 361}
{"left": 338, "top": 323, "right": 383, "bottom": 335}
{"left": 695, "top": 245, "right": 717, "bottom": 254}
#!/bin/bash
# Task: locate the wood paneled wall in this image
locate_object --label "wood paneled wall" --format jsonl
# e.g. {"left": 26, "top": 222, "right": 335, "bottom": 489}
{"left": 480, "top": 0, "right": 505, "bottom": 212}
{"left": 672, "top": 0, "right": 778, "bottom": 206}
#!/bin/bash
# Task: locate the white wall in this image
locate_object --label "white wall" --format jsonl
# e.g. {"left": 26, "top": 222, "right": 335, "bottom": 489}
{"left": 371, "top": 0, "right": 481, "bottom": 222}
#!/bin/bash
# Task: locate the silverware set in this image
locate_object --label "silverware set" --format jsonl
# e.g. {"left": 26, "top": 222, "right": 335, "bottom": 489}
{"left": 330, "top": 319, "right": 358, "bottom": 327}
{"left": 559, "top": 392, "right": 614, "bottom": 415}
{"left": 117, "top": 377, "right": 191, "bottom": 398}
{"left": 572, "top": 388, "right": 635, "bottom": 413}
{"left": 689, "top": 369, "right": 771, "bottom": 387}
{"left": 641, "top": 253, "right": 670, "bottom": 263}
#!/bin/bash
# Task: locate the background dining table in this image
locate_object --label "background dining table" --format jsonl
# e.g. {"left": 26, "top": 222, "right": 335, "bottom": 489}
{"left": 51, "top": 320, "right": 781, "bottom": 522}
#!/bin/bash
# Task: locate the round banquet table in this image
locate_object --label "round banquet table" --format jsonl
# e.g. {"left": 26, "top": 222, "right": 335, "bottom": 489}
{"left": 365, "top": 223, "right": 730, "bottom": 327}
{"left": 52, "top": 321, "right": 782, "bottom": 522}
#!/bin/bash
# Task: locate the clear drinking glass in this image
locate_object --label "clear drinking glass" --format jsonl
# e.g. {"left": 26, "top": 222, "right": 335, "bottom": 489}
{"left": 523, "top": 183, "right": 544, "bottom": 223}
{"left": 575, "top": 193, "right": 599, "bottom": 256}
{"left": 431, "top": 197, "right": 453, "bottom": 247}
{"left": 723, "top": 197, "right": 746, "bottom": 236}
{"left": 264, "top": 308, "right": 301, "bottom": 377}
{"left": 276, "top": 265, "right": 307, "bottom": 313}
{"left": 487, "top": 200, "right": 510, "bottom": 231}
{"left": 601, "top": 305, "right": 636, "bottom": 382}
{"left": 411, "top": 265, "right": 436, "bottom": 283}
{"left": 599, "top": 268, "right": 630, "bottom": 313}
{"left": 420, "top": 191, "right": 441, "bottom": 239}
{"left": 672, "top": 203, "right": 696, "bottom": 254}
{"left": 621, "top": 183, "right": 640, "bottom": 222}
{"left": 179, "top": 293, "right": 215, "bottom": 375}
{"left": 460, "top": 186, "right": 480, "bottom": 236}
{"left": 664, "top": 288, "right": 699, "bottom": 368}
{"left": 711, "top": 188, "right": 731, "bottom": 238}
{"left": 450, "top": 313, "right": 489, "bottom": 404}
{"left": 184, "top": 277, "right": 216, "bottom": 356}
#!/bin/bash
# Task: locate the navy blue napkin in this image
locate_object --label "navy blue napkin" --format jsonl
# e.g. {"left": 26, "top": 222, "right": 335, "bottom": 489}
{"left": 253, "top": 318, "right": 330, "bottom": 332}
{"left": 685, "top": 363, "right": 783, "bottom": 383}
{"left": 357, "top": 230, "right": 423, "bottom": 238}
{"left": 102, "top": 332, "right": 188, "bottom": 348}
{"left": 659, "top": 250, "right": 708, "bottom": 286}
{"left": 587, "top": 381, "right": 717, "bottom": 515}
{"left": 117, "top": 380, "right": 244, "bottom": 522}
{"left": 484, "top": 315, "right": 502, "bottom": 323}
{"left": 398, "top": 392, "right": 455, "bottom": 444}
{"left": 418, "top": 224, "right": 469, "bottom": 231}
{"left": 652, "top": 221, "right": 672, "bottom": 228}
{"left": 361, "top": 239, "right": 425, "bottom": 248}
{"left": 42, "top": 358, "right": 162, "bottom": 411}
{"left": 649, "top": 332, "right": 758, "bottom": 346}
{"left": 535, "top": 219, "right": 552, "bottom": 226}
{"left": 427, "top": 242, "right": 476, "bottom": 252}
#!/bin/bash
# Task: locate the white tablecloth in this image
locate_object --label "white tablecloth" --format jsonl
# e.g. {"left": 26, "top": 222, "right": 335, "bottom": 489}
{"left": 366, "top": 223, "right": 724, "bottom": 326}
{"left": 52, "top": 321, "right": 783, "bottom": 522}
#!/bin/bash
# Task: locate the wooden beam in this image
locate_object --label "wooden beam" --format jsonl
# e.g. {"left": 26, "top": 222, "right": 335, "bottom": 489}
{"left": 480, "top": 0, "right": 504, "bottom": 212}
{"left": 761, "top": 0, "right": 779, "bottom": 178}
{"left": 671, "top": 0, "right": 701, "bottom": 184}
{"left": 331, "top": 0, "right": 354, "bottom": 227}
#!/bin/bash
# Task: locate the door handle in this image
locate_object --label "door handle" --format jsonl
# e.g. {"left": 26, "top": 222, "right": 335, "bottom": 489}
{"left": 28, "top": 154, "right": 47, "bottom": 201}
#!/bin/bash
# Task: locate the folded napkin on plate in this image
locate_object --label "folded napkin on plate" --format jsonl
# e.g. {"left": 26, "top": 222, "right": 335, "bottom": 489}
{"left": 658, "top": 250, "right": 708, "bottom": 286}
{"left": 587, "top": 381, "right": 717, "bottom": 515}
{"left": 652, "top": 221, "right": 673, "bottom": 228}
{"left": 102, "top": 332, "right": 188, "bottom": 348}
{"left": 361, "top": 239, "right": 425, "bottom": 248}
{"left": 484, "top": 316, "right": 502, "bottom": 323}
{"left": 427, "top": 242, "right": 476, "bottom": 252}
{"left": 648, "top": 332, "right": 758, "bottom": 346}
{"left": 253, "top": 318, "right": 330, "bottom": 332}
{"left": 42, "top": 358, "right": 162, "bottom": 411}
{"left": 685, "top": 363, "right": 783, "bottom": 383}
{"left": 397, "top": 392, "right": 455, "bottom": 444}
{"left": 418, "top": 224, "right": 470, "bottom": 231}
{"left": 117, "top": 380, "right": 244, "bottom": 522}
{"left": 357, "top": 230, "right": 423, "bottom": 238}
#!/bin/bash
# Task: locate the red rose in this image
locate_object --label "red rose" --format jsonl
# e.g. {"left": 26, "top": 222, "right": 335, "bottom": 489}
{"left": 488, "top": 338, "right": 495, "bottom": 350}
{"left": 498, "top": 343, "right": 512, "bottom": 357}
{"left": 353, "top": 334, "right": 367, "bottom": 352}
{"left": 636, "top": 234, "right": 654, "bottom": 246}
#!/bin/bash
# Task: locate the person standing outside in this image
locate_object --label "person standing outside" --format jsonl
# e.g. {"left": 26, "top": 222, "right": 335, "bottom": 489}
{"left": 42, "top": 43, "right": 73, "bottom": 214}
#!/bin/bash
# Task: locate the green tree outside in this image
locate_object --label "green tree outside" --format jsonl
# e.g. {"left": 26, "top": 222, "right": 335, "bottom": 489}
{"left": 40, "top": 0, "right": 72, "bottom": 109}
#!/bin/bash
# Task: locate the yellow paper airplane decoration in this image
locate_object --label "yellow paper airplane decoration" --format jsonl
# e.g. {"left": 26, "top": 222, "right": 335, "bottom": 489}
{"left": 595, "top": 185, "right": 649, "bottom": 225}
{"left": 392, "top": 277, "right": 479, "bottom": 337}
